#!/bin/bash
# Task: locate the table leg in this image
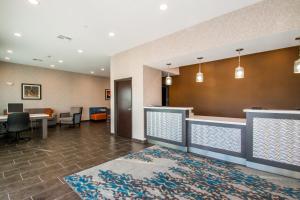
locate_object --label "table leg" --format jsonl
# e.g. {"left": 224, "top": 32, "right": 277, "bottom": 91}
{"left": 42, "top": 118, "right": 48, "bottom": 139}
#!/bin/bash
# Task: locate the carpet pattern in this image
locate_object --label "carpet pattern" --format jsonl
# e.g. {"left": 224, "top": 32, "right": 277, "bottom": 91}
{"left": 65, "top": 146, "right": 300, "bottom": 200}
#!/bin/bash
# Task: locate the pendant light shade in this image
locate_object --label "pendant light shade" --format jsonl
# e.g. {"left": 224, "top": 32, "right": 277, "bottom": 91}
{"left": 165, "top": 63, "right": 172, "bottom": 85}
{"left": 196, "top": 57, "right": 204, "bottom": 82}
{"left": 235, "top": 66, "right": 244, "bottom": 79}
{"left": 165, "top": 75, "right": 172, "bottom": 85}
{"left": 294, "top": 37, "right": 300, "bottom": 74}
{"left": 235, "top": 48, "right": 244, "bottom": 79}
{"left": 196, "top": 72, "right": 204, "bottom": 82}
{"left": 294, "top": 58, "right": 300, "bottom": 74}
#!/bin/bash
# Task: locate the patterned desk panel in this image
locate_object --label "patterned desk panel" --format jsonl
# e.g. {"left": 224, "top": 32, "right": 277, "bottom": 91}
{"left": 146, "top": 111, "right": 183, "bottom": 143}
{"left": 190, "top": 123, "right": 242, "bottom": 153}
{"left": 253, "top": 117, "right": 300, "bottom": 166}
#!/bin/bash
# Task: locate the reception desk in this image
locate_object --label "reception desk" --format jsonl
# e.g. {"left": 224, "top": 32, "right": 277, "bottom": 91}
{"left": 244, "top": 109, "right": 300, "bottom": 177}
{"left": 144, "top": 107, "right": 300, "bottom": 178}
{"left": 187, "top": 116, "right": 246, "bottom": 165}
{"left": 144, "top": 106, "right": 193, "bottom": 151}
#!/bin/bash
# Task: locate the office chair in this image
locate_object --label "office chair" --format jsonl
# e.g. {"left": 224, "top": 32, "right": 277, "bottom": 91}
{"left": 7, "top": 112, "right": 31, "bottom": 142}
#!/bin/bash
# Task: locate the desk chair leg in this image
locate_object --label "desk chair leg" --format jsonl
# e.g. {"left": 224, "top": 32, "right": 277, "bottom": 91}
{"left": 19, "top": 132, "right": 31, "bottom": 142}
{"left": 30, "top": 121, "right": 34, "bottom": 133}
{"left": 9, "top": 132, "right": 19, "bottom": 143}
{"left": 13, "top": 131, "right": 31, "bottom": 142}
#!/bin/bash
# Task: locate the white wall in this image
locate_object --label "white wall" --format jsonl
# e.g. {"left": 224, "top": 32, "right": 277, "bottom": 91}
{"left": 110, "top": 0, "right": 300, "bottom": 140}
{"left": 0, "top": 61, "right": 110, "bottom": 120}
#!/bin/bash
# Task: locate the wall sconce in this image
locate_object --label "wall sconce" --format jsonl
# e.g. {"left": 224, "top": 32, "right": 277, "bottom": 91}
{"left": 6, "top": 81, "right": 14, "bottom": 86}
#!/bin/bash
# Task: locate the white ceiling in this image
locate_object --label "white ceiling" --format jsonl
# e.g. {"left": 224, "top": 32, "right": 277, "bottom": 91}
{"left": 0, "top": 0, "right": 261, "bottom": 77}
{"left": 151, "top": 30, "right": 300, "bottom": 72}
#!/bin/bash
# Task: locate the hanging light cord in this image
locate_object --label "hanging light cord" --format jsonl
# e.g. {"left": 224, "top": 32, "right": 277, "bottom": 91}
{"left": 296, "top": 37, "right": 300, "bottom": 57}
{"left": 238, "top": 51, "right": 241, "bottom": 66}
{"left": 198, "top": 62, "right": 201, "bottom": 72}
{"left": 197, "top": 57, "right": 203, "bottom": 72}
{"left": 167, "top": 63, "right": 171, "bottom": 77}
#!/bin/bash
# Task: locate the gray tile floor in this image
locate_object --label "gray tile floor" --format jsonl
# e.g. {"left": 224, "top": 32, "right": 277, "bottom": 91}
{"left": 0, "top": 122, "right": 149, "bottom": 200}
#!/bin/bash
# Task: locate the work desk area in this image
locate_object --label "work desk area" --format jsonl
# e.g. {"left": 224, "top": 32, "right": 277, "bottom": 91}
{"left": 144, "top": 106, "right": 300, "bottom": 178}
{"left": 0, "top": 113, "right": 49, "bottom": 139}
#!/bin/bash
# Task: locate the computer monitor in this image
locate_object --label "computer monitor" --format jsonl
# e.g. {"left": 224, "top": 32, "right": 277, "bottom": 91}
{"left": 7, "top": 103, "right": 24, "bottom": 113}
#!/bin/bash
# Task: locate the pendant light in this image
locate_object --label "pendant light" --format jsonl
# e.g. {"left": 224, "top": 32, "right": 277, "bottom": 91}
{"left": 294, "top": 37, "right": 300, "bottom": 74}
{"left": 196, "top": 57, "right": 204, "bottom": 82}
{"left": 235, "top": 48, "right": 245, "bottom": 79}
{"left": 165, "top": 63, "right": 172, "bottom": 86}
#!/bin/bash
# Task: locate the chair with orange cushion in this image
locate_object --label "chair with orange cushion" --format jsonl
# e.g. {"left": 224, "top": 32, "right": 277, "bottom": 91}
{"left": 89, "top": 107, "right": 107, "bottom": 121}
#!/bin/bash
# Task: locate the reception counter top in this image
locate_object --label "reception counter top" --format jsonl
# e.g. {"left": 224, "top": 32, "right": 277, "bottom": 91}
{"left": 144, "top": 106, "right": 193, "bottom": 110}
{"left": 187, "top": 115, "right": 246, "bottom": 125}
{"left": 244, "top": 109, "right": 300, "bottom": 114}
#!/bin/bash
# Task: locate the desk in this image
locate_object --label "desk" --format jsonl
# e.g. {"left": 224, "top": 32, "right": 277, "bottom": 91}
{"left": 144, "top": 107, "right": 300, "bottom": 178}
{"left": 0, "top": 114, "right": 49, "bottom": 139}
{"left": 144, "top": 106, "right": 193, "bottom": 151}
{"left": 187, "top": 115, "right": 246, "bottom": 165}
{"left": 244, "top": 109, "right": 300, "bottom": 177}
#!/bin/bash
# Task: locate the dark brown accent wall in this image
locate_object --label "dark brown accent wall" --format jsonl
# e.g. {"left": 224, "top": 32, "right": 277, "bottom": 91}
{"left": 168, "top": 47, "right": 300, "bottom": 118}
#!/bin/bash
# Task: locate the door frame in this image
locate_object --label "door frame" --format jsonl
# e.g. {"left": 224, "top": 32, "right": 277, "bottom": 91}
{"left": 114, "top": 77, "right": 133, "bottom": 138}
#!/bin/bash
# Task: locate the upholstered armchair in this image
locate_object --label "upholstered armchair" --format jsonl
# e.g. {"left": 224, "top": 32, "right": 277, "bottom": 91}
{"left": 59, "top": 107, "right": 83, "bottom": 127}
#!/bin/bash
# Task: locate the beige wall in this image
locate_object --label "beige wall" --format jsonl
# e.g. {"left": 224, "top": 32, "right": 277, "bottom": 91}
{"left": 0, "top": 61, "right": 110, "bottom": 120}
{"left": 110, "top": 0, "right": 300, "bottom": 140}
{"left": 143, "top": 66, "right": 162, "bottom": 107}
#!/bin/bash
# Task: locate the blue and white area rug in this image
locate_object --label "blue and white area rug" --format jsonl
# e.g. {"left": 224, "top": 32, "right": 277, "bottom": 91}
{"left": 65, "top": 145, "right": 300, "bottom": 199}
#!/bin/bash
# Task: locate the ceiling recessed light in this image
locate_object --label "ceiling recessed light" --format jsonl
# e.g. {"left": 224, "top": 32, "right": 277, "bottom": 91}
{"left": 4, "top": 57, "right": 10, "bottom": 60}
{"left": 77, "top": 49, "right": 83, "bottom": 53}
{"left": 108, "top": 32, "right": 115, "bottom": 37}
{"left": 7, "top": 50, "right": 13, "bottom": 54}
{"left": 33, "top": 58, "right": 43, "bottom": 62}
{"left": 101, "top": 68, "right": 105, "bottom": 71}
{"left": 28, "top": 0, "right": 39, "bottom": 5}
{"left": 160, "top": 4, "right": 168, "bottom": 11}
{"left": 58, "top": 60, "right": 63, "bottom": 63}
{"left": 90, "top": 71, "right": 94, "bottom": 74}
{"left": 14, "top": 33, "right": 22, "bottom": 37}
{"left": 50, "top": 64, "right": 55, "bottom": 68}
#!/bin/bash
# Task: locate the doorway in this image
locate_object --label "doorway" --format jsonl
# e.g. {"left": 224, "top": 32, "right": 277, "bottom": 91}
{"left": 115, "top": 78, "right": 132, "bottom": 138}
{"left": 162, "top": 84, "right": 169, "bottom": 106}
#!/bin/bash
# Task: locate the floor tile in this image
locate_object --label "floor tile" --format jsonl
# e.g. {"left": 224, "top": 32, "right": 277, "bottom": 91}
{"left": 0, "top": 122, "right": 149, "bottom": 199}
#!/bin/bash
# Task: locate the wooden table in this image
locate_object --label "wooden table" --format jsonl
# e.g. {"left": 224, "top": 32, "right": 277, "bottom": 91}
{"left": 0, "top": 114, "right": 49, "bottom": 139}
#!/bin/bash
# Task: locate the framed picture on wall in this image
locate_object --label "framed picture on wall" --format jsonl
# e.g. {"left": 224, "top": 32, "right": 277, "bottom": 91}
{"left": 105, "top": 89, "right": 111, "bottom": 100}
{"left": 22, "top": 83, "right": 42, "bottom": 100}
